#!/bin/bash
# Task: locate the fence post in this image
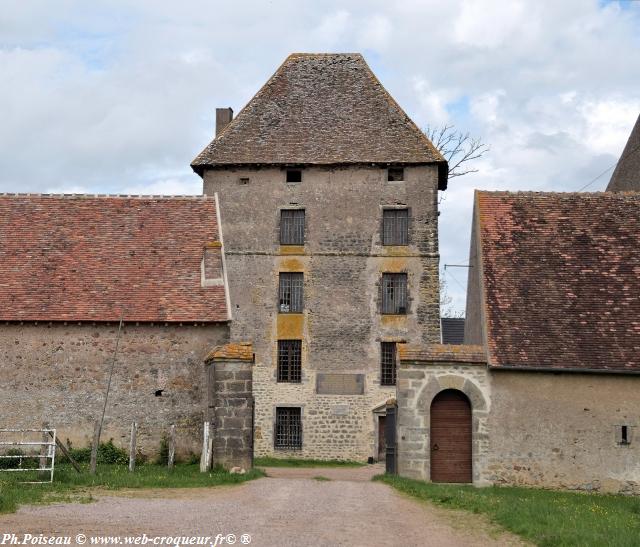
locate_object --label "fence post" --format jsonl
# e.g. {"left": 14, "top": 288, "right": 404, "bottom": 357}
{"left": 39, "top": 425, "right": 48, "bottom": 471}
{"left": 168, "top": 425, "right": 176, "bottom": 469}
{"left": 90, "top": 419, "right": 100, "bottom": 475}
{"left": 129, "top": 422, "right": 137, "bottom": 473}
{"left": 200, "top": 422, "right": 212, "bottom": 472}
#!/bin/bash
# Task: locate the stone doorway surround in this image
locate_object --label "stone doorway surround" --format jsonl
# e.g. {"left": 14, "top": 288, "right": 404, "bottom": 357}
{"left": 395, "top": 344, "right": 490, "bottom": 485}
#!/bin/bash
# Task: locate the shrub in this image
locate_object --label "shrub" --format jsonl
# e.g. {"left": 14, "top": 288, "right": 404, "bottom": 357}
{"left": 156, "top": 435, "right": 169, "bottom": 466}
{"left": 57, "top": 439, "right": 128, "bottom": 465}
{"left": 0, "top": 449, "right": 39, "bottom": 470}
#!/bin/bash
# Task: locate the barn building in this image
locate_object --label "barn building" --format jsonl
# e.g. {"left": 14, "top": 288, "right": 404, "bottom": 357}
{"left": 397, "top": 191, "right": 640, "bottom": 494}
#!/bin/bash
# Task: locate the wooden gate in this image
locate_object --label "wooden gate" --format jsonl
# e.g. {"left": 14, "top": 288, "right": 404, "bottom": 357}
{"left": 430, "top": 389, "right": 472, "bottom": 483}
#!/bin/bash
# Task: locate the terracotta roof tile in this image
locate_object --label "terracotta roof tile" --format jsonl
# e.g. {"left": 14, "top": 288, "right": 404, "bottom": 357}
{"left": 0, "top": 194, "right": 229, "bottom": 322}
{"left": 205, "top": 342, "right": 254, "bottom": 362}
{"left": 399, "top": 344, "right": 486, "bottom": 364}
{"left": 476, "top": 191, "right": 640, "bottom": 373}
{"left": 191, "top": 53, "right": 447, "bottom": 188}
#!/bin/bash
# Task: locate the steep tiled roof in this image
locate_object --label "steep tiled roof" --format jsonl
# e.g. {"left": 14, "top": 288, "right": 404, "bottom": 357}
{"left": 441, "top": 318, "right": 466, "bottom": 345}
{"left": 476, "top": 191, "right": 640, "bottom": 373}
{"left": 0, "top": 194, "right": 229, "bottom": 322}
{"left": 399, "top": 344, "right": 486, "bottom": 364}
{"left": 204, "top": 342, "right": 254, "bottom": 363}
{"left": 607, "top": 114, "right": 640, "bottom": 192}
{"left": 191, "top": 53, "right": 447, "bottom": 189}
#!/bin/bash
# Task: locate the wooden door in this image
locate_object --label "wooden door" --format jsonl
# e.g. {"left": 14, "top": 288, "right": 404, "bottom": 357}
{"left": 430, "top": 389, "right": 472, "bottom": 483}
{"left": 378, "top": 416, "right": 386, "bottom": 461}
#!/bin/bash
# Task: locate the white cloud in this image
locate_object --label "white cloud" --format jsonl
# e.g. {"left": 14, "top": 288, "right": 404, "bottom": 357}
{"left": 357, "top": 14, "right": 392, "bottom": 51}
{"left": 1, "top": 0, "right": 639, "bottom": 315}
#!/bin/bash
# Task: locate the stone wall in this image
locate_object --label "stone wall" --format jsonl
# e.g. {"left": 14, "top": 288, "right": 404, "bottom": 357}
{"left": 487, "top": 371, "right": 640, "bottom": 494}
{"left": 204, "top": 164, "right": 441, "bottom": 460}
{"left": 0, "top": 322, "right": 228, "bottom": 458}
{"left": 397, "top": 346, "right": 640, "bottom": 494}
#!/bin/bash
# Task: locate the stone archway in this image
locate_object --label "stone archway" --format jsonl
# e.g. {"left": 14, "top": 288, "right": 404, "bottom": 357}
{"left": 412, "top": 374, "right": 489, "bottom": 484}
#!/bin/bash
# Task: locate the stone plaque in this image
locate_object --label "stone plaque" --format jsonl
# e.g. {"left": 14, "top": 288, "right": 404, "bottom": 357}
{"left": 331, "top": 404, "right": 350, "bottom": 416}
{"left": 316, "top": 373, "right": 365, "bottom": 395}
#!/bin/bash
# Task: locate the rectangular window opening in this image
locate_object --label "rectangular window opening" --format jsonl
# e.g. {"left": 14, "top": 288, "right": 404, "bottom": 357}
{"left": 387, "top": 167, "right": 404, "bottom": 182}
{"left": 381, "top": 273, "right": 408, "bottom": 314}
{"left": 286, "top": 169, "right": 302, "bottom": 183}
{"left": 239, "top": 177, "right": 250, "bottom": 185}
{"left": 382, "top": 209, "right": 409, "bottom": 246}
{"left": 277, "top": 340, "right": 302, "bottom": 383}
{"left": 621, "top": 425, "right": 630, "bottom": 445}
{"left": 275, "top": 407, "right": 302, "bottom": 450}
{"left": 279, "top": 272, "right": 304, "bottom": 313}
{"left": 381, "top": 342, "right": 397, "bottom": 386}
{"left": 280, "top": 209, "right": 305, "bottom": 245}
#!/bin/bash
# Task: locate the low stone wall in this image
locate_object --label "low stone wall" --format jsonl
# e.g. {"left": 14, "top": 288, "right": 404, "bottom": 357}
{"left": 0, "top": 322, "right": 228, "bottom": 458}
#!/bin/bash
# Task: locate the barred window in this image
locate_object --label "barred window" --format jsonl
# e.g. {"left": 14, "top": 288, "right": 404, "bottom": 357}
{"left": 381, "top": 342, "right": 397, "bottom": 386}
{"left": 279, "top": 273, "right": 303, "bottom": 313}
{"left": 280, "top": 209, "right": 305, "bottom": 245}
{"left": 278, "top": 340, "right": 302, "bottom": 383}
{"left": 382, "top": 209, "right": 409, "bottom": 245}
{"left": 275, "top": 407, "right": 302, "bottom": 450}
{"left": 381, "top": 273, "right": 408, "bottom": 314}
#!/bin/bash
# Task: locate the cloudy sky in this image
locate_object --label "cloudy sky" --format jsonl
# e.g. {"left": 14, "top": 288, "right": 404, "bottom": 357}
{"left": 2, "top": 0, "right": 639, "bottom": 313}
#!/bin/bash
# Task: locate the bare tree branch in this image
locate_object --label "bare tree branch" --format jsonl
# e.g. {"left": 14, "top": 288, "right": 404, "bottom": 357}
{"left": 424, "top": 125, "right": 489, "bottom": 179}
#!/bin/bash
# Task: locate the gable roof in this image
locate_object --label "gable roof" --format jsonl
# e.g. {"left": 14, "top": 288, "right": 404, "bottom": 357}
{"left": 475, "top": 191, "right": 640, "bottom": 373}
{"left": 191, "top": 53, "right": 448, "bottom": 189}
{"left": 607, "top": 113, "right": 640, "bottom": 192}
{"left": 441, "top": 317, "right": 465, "bottom": 345}
{"left": 0, "top": 194, "right": 229, "bottom": 323}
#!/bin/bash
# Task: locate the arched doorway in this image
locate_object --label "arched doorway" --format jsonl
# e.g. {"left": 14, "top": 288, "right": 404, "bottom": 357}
{"left": 430, "top": 389, "right": 472, "bottom": 483}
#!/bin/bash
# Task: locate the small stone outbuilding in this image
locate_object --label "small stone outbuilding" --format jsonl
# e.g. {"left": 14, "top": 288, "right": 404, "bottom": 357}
{"left": 397, "top": 191, "right": 640, "bottom": 494}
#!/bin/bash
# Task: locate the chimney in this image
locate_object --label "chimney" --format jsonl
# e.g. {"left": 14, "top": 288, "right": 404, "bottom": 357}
{"left": 216, "top": 108, "right": 233, "bottom": 137}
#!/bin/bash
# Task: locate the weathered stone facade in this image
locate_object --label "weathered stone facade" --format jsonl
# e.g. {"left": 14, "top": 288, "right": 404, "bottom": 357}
{"left": 0, "top": 323, "right": 228, "bottom": 458}
{"left": 397, "top": 346, "right": 640, "bottom": 494}
{"left": 204, "top": 165, "right": 441, "bottom": 460}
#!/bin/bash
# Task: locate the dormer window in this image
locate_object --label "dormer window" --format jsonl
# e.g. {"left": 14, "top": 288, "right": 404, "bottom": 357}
{"left": 201, "top": 243, "right": 224, "bottom": 287}
{"left": 286, "top": 169, "right": 302, "bottom": 183}
{"left": 387, "top": 167, "right": 404, "bottom": 182}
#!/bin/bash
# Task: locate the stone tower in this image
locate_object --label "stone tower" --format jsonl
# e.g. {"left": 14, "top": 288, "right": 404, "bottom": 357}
{"left": 192, "top": 53, "right": 447, "bottom": 461}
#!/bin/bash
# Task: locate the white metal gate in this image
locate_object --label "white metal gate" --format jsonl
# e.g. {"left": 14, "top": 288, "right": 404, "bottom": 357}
{"left": 0, "top": 428, "right": 57, "bottom": 483}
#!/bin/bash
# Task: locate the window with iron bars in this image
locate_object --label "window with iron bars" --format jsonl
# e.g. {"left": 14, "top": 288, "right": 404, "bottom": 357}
{"left": 382, "top": 209, "right": 409, "bottom": 246}
{"left": 280, "top": 209, "right": 305, "bottom": 245}
{"left": 274, "top": 407, "right": 302, "bottom": 450}
{"left": 277, "top": 340, "right": 302, "bottom": 383}
{"left": 279, "top": 273, "right": 303, "bottom": 313}
{"left": 381, "top": 342, "right": 397, "bottom": 386}
{"left": 381, "top": 273, "right": 408, "bottom": 314}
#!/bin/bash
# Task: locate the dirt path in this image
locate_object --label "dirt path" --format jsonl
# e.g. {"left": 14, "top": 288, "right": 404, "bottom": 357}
{"left": 0, "top": 473, "right": 526, "bottom": 547}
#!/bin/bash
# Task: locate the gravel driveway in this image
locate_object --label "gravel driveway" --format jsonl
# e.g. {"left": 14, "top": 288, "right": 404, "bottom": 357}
{"left": 0, "top": 470, "right": 526, "bottom": 547}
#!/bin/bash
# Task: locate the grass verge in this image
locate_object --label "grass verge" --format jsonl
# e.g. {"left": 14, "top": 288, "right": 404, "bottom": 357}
{"left": 254, "top": 456, "right": 364, "bottom": 468}
{"left": 0, "top": 463, "right": 263, "bottom": 515}
{"left": 376, "top": 474, "right": 640, "bottom": 547}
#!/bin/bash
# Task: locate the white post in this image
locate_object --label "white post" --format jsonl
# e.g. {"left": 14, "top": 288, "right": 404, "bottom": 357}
{"left": 168, "top": 425, "right": 176, "bottom": 469}
{"left": 129, "top": 422, "right": 137, "bottom": 473}
{"left": 200, "top": 422, "right": 212, "bottom": 472}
